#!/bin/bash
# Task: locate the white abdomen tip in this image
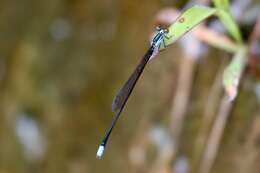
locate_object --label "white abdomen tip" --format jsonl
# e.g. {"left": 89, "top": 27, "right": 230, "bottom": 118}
{"left": 96, "top": 145, "right": 105, "bottom": 159}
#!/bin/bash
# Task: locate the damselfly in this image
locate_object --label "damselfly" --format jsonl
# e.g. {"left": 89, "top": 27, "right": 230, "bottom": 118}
{"left": 96, "top": 26, "right": 169, "bottom": 159}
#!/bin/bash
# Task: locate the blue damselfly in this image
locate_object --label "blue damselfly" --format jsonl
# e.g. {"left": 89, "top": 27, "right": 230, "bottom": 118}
{"left": 96, "top": 27, "right": 169, "bottom": 159}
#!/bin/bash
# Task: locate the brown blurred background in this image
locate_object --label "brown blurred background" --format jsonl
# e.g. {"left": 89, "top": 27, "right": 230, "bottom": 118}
{"left": 0, "top": 0, "right": 260, "bottom": 173}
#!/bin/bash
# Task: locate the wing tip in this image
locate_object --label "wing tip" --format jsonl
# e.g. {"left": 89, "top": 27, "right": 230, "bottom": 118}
{"left": 111, "top": 96, "right": 119, "bottom": 112}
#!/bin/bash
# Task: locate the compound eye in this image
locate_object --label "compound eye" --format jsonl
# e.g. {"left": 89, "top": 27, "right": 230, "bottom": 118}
{"left": 156, "top": 25, "right": 162, "bottom": 31}
{"left": 164, "top": 28, "right": 169, "bottom": 33}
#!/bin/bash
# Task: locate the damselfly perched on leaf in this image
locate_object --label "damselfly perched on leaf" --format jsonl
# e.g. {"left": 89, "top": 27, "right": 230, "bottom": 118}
{"left": 96, "top": 26, "right": 169, "bottom": 159}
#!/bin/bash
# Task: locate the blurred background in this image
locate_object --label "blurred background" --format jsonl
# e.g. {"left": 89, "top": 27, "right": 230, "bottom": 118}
{"left": 0, "top": 0, "right": 260, "bottom": 173}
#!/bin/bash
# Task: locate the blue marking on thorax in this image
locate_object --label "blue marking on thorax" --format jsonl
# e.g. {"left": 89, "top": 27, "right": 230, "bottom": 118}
{"left": 151, "top": 30, "right": 165, "bottom": 48}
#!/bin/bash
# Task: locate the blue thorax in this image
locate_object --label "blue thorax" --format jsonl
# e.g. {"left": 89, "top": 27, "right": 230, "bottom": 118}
{"left": 151, "top": 29, "right": 167, "bottom": 48}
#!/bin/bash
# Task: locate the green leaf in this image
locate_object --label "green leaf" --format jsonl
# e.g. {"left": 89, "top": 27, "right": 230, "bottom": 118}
{"left": 160, "top": 5, "right": 243, "bottom": 51}
{"left": 213, "top": 0, "right": 230, "bottom": 11}
{"left": 213, "top": 0, "right": 242, "bottom": 44}
{"left": 160, "top": 5, "right": 216, "bottom": 50}
{"left": 216, "top": 9, "right": 243, "bottom": 43}
{"left": 223, "top": 46, "right": 247, "bottom": 101}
